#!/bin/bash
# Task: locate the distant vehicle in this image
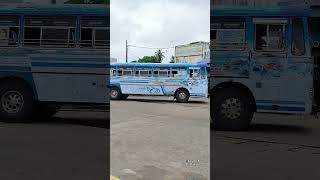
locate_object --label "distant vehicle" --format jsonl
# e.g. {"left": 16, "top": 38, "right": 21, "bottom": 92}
{"left": 0, "top": 4, "right": 109, "bottom": 122}
{"left": 110, "top": 63, "right": 208, "bottom": 103}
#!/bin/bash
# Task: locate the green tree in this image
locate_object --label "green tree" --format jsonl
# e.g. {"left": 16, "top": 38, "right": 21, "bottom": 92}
{"left": 137, "top": 56, "right": 159, "bottom": 63}
{"left": 155, "top": 49, "right": 165, "bottom": 63}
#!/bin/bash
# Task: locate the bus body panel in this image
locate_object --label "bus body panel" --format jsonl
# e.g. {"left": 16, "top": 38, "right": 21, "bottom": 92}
{"left": 211, "top": 6, "right": 313, "bottom": 115}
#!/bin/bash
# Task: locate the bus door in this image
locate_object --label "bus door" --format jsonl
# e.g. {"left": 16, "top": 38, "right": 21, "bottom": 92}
{"left": 250, "top": 18, "right": 290, "bottom": 111}
{"left": 283, "top": 17, "right": 312, "bottom": 113}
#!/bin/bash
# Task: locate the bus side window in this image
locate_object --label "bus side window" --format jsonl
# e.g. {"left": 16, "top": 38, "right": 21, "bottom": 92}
{"left": 292, "top": 18, "right": 305, "bottom": 56}
{"left": 211, "top": 17, "right": 245, "bottom": 50}
{"left": 117, "top": 69, "right": 123, "bottom": 76}
{"left": 153, "top": 71, "right": 159, "bottom": 77}
{"left": 190, "top": 69, "right": 200, "bottom": 78}
{"left": 255, "top": 21, "right": 287, "bottom": 51}
{"left": 180, "top": 68, "right": 187, "bottom": 77}
{"left": 111, "top": 69, "right": 117, "bottom": 76}
{"left": 123, "top": 70, "right": 132, "bottom": 76}
{"left": 159, "top": 70, "right": 168, "bottom": 77}
{"left": 139, "top": 70, "right": 150, "bottom": 77}
{"left": 171, "top": 70, "right": 178, "bottom": 77}
{"left": 0, "top": 16, "right": 20, "bottom": 47}
{"left": 81, "top": 17, "right": 108, "bottom": 49}
{"left": 24, "top": 16, "right": 76, "bottom": 47}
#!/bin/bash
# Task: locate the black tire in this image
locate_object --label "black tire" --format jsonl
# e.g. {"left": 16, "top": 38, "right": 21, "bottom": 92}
{"left": 110, "top": 87, "right": 122, "bottom": 100}
{"left": 0, "top": 81, "right": 34, "bottom": 123}
{"left": 175, "top": 89, "right": 190, "bottom": 103}
{"left": 211, "top": 88, "right": 254, "bottom": 131}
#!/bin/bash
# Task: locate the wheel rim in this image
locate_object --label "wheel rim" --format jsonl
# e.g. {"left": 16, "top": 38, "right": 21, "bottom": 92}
{"left": 111, "top": 89, "right": 118, "bottom": 98}
{"left": 178, "top": 91, "right": 187, "bottom": 100}
{"left": 1, "top": 90, "right": 24, "bottom": 114}
{"left": 220, "top": 98, "right": 243, "bottom": 120}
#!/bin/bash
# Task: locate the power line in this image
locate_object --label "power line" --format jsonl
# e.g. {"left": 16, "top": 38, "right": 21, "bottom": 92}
{"left": 128, "top": 44, "right": 175, "bottom": 50}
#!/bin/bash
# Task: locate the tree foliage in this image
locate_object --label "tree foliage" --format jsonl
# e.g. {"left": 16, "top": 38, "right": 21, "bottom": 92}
{"left": 136, "top": 56, "right": 160, "bottom": 63}
{"left": 154, "top": 49, "right": 165, "bottom": 63}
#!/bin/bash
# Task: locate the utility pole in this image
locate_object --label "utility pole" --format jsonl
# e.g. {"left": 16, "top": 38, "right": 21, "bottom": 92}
{"left": 126, "top": 40, "right": 128, "bottom": 63}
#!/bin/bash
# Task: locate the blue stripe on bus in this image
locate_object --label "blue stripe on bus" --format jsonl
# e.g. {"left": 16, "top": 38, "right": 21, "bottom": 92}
{"left": 0, "top": 66, "right": 30, "bottom": 71}
{"left": 257, "top": 105, "right": 305, "bottom": 112}
{"left": 31, "top": 62, "right": 107, "bottom": 68}
{"left": 256, "top": 100, "right": 305, "bottom": 105}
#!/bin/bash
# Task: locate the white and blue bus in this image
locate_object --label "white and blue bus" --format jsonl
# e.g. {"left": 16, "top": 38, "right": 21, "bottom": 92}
{"left": 210, "top": 5, "right": 320, "bottom": 130}
{"left": 0, "top": 4, "right": 109, "bottom": 122}
{"left": 110, "top": 63, "right": 208, "bottom": 103}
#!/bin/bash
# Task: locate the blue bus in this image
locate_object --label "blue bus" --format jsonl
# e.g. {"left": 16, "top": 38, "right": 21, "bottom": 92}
{"left": 0, "top": 4, "right": 109, "bottom": 122}
{"left": 110, "top": 63, "right": 208, "bottom": 103}
{"left": 210, "top": 5, "right": 320, "bottom": 130}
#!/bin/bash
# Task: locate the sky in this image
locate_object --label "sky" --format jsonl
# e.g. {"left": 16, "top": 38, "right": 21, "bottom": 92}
{"left": 111, "top": 0, "right": 210, "bottom": 63}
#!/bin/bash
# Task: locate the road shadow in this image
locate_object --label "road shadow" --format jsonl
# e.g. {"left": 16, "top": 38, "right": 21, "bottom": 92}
{"left": 121, "top": 98, "right": 207, "bottom": 104}
{"left": 248, "top": 123, "right": 310, "bottom": 135}
{"left": 34, "top": 113, "right": 110, "bottom": 129}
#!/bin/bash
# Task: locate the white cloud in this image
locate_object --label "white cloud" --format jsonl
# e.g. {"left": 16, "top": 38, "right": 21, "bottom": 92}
{"left": 111, "top": 0, "right": 210, "bottom": 63}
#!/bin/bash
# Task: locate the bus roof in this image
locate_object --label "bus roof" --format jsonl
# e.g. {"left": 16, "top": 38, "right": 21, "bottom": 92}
{"left": 0, "top": 4, "right": 109, "bottom": 16}
{"left": 211, "top": 5, "right": 310, "bottom": 17}
{"left": 111, "top": 63, "right": 208, "bottom": 68}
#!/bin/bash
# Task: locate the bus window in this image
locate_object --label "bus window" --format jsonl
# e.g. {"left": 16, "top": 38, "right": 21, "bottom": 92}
{"left": 190, "top": 68, "right": 200, "bottom": 78}
{"left": 153, "top": 70, "right": 159, "bottom": 77}
{"left": 171, "top": 69, "right": 179, "bottom": 77}
{"left": 123, "top": 70, "right": 132, "bottom": 76}
{"left": 24, "top": 16, "right": 76, "bottom": 47}
{"left": 255, "top": 22, "right": 287, "bottom": 51}
{"left": 139, "top": 70, "right": 150, "bottom": 77}
{"left": 0, "top": 16, "right": 19, "bottom": 47}
{"left": 95, "top": 29, "right": 109, "bottom": 47}
{"left": 211, "top": 17, "right": 245, "bottom": 50}
{"left": 292, "top": 18, "right": 305, "bottom": 56}
{"left": 159, "top": 70, "right": 168, "bottom": 77}
{"left": 180, "top": 68, "right": 187, "bottom": 77}
{"left": 117, "top": 69, "right": 123, "bottom": 76}
{"left": 81, "top": 17, "right": 108, "bottom": 48}
{"left": 111, "top": 69, "right": 116, "bottom": 76}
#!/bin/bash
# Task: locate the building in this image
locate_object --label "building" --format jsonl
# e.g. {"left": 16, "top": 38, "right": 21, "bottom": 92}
{"left": 175, "top": 41, "right": 210, "bottom": 63}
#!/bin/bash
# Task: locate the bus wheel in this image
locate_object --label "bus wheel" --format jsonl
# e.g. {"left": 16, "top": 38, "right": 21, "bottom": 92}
{"left": 175, "top": 89, "right": 190, "bottom": 103}
{"left": 211, "top": 88, "right": 254, "bottom": 131}
{"left": 0, "top": 81, "right": 34, "bottom": 123}
{"left": 110, "top": 87, "right": 121, "bottom": 100}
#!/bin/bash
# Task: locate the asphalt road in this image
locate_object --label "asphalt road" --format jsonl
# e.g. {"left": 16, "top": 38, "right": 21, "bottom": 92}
{"left": 111, "top": 96, "right": 210, "bottom": 180}
{"left": 0, "top": 111, "right": 109, "bottom": 180}
{"left": 212, "top": 113, "right": 320, "bottom": 180}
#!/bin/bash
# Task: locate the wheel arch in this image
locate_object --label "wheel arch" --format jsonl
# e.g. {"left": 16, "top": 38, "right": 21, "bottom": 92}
{"left": 0, "top": 76, "right": 37, "bottom": 100}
